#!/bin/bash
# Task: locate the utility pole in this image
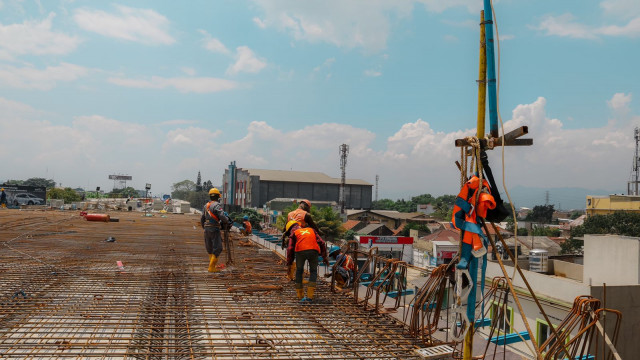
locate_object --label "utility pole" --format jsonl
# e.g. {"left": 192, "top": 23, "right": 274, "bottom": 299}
{"left": 545, "top": 191, "right": 550, "bottom": 206}
{"left": 629, "top": 127, "right": 640, "bottom": 195}
{"left": 339, "top": 144, "right": 349, "bottom": 214}
{"left": 375, "top": 174, "right": 379, "bottom": 202}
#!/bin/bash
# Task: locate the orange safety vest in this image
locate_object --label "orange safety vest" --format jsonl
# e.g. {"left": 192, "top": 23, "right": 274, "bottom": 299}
{"left": 451, "top": 176, "right": 496, "bottom": 251}
{"left": 288, "top": 208, "right": 307, "bottom": 227}
{"left": 293, "top": 227, "right": 320, "bottom": 253}
{"left": 340, "top": 254, "right": 355, "bottom": 271}
{"left": 243, "top": 220, "right": 252, "bottom": 233}
{"left": 204, "top": 201, "right": 220, "bottom": 224}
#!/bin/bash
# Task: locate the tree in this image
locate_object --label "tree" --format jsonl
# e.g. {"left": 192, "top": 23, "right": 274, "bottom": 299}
{"left": 47, "top": 188, "right": 81, "bottom": 203}
{"left": 203, "top": 180, "right": 213, "bottom": 191}
{"left": 171, "top": 180, "right": 197, "bottom": 200}
{"left": 108, "top": 187, "right": 138, "bottom": 198}
{"left": 229, "top": 208, "right": 263, "bottom": 231}
{"left": 277, "top": 204, "right": 345, "bottom": 242}
{"left": 571, "top": 212, "right": 640, "bottom": 238}
{"left": 526, "top": 205, "right": 555, "bottom": 224}
{"left": 23, "top": 178, "right": 56, "bottom": 189}
{"left": 400, "top": 222, "right": 431, "bottom": 237}
{"left": 196, "top": 171, "right": 202, "bottom": 192}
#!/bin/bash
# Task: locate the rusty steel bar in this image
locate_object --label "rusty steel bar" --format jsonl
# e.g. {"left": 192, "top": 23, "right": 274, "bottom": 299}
{"left": 0, "top": 210, "right": 425, "bottom": 359}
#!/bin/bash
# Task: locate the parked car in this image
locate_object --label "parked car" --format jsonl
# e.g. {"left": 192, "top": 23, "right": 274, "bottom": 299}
{"left": 13, "top": 193, "right": 44, "bottom": 206}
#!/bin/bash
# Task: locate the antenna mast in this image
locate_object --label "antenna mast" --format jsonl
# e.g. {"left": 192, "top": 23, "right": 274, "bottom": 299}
{"left": 375, "top": 174, "right": 379, "bottom": 202}
{"left": 339, "top": 144, "right": 349, "bottom": 214}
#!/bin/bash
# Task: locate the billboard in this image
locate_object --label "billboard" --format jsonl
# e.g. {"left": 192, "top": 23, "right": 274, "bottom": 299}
{"left": 0, "top": 184, "right": 47, "bottom": 206}
{"left": 108, "top": 175, "right": 132, "bottom": 180}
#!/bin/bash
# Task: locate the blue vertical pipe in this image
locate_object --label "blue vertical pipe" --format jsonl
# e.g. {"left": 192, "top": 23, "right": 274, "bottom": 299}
{"left": 483, "top": 0, "right": 498, "bottom": 138}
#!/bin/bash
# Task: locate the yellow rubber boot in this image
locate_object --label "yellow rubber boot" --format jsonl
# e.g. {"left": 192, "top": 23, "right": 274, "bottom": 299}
{"left": 287, "top": 263, "right": 296, "bottom": 281}
{"left": 208, "top": 255, "right": 220, "bottom": 273}
{"left": 295, "top": 288, "right": 304, "bottom": 300}
{"left": 307, "top": 282, "right": 316, "bottom": 300}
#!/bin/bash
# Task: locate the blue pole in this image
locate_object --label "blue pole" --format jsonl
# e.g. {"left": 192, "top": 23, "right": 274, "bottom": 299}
{"left": 483, "top": 0, "right": 498, "bottom": 138}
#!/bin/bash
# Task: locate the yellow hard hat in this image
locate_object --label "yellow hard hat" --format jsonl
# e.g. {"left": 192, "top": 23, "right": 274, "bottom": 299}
{"left": 0, "top": 188, "right": 4, "bottom": 191}
{"left": 208, "top": 188, "right": 221, "bottom": 196}
{"left": 285, "top": 220, "right": 300, "bottom": 232}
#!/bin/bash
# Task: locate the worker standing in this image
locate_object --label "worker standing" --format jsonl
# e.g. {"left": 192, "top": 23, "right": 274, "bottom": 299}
{"left": 286, "top": 222, "right": 329, "bottom": 303}
{"left": 281, "top": 199, "right": 321, "bottom": 248}
{"left": 241, "top": 215, "right": 252, "bottom": 236}
{"left": 0, "top": 188, "right": 6, "bottom": 208}
{"left": 200, "top": 188, "right": 230, "bottom": 273}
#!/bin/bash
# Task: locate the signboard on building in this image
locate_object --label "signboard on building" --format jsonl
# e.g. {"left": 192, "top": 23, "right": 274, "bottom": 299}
{"left": 359, "top": 236, "right": 414, "bottom": 245}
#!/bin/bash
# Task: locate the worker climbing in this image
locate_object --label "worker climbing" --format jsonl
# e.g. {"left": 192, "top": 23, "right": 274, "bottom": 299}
{"left": 200, "top": 188, "right": 231, "bottom": 273}
{"left": 240, "top": 215, "right": 252, "bottom": 236}
{"left": 286, "top": 221, "right": 329, "bottom": 303}
{"left": 281, "top": 199, "right": 321, "bottom": 249}
{"left": 327, "top": 246, "right": 356, "bottom": 288}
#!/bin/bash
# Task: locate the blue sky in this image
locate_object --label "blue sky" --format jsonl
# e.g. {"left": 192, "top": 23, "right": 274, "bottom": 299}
{"left": 0, "top": 0, "right": 639, "bottom": 203}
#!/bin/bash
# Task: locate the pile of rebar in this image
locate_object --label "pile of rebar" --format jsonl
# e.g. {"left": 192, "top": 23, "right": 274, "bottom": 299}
{"left": 0, "top": 210, "right": 425, "bottom": 359}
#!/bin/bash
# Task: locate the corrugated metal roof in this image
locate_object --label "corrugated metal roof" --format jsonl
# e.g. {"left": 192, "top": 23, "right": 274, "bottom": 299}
{"left": 245, "top": 169, "right": 372, "bottom": 186}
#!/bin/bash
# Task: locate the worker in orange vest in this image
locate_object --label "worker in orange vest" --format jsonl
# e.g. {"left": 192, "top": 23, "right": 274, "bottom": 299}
{"left": 200, "top": 188, "right": 230, "bottom": 273}
{"left": 286, "top": 221, "right": 329, "bottom": 303}
{"left": 328, "top": 246, "right": 356, "bottom": 288}
{"left": 281, "top": 199, "right": 321, "bottom": 248}
{"left": 241, "top": 215, "right": 252, "bottom": 235}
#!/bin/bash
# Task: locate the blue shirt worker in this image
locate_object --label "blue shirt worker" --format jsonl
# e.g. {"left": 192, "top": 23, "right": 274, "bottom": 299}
{"left": 200, "top": 188, "right": 230, "bottom": 273}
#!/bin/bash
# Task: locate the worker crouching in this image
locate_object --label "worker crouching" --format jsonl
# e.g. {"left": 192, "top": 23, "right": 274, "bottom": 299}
{"left": 328, "top": 246, "right": 355, "bottom": 288}
{"left": 201, "top": 188, "right": 231, "bottom": 273}
{"left": 286, "top": 221, "right": 329, "bottom": 303}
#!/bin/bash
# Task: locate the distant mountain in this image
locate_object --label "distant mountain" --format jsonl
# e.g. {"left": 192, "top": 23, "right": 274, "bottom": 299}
{"left": 501, "top": 186, "right": 624, "bottom": 210}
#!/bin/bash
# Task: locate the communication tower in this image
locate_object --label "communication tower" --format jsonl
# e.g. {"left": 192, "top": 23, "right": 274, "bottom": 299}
{"left": 629, "top": 127, "right": 640, "bottom": 195}
{"left": 339, "top": 144, "right": 349, "bottom": 214}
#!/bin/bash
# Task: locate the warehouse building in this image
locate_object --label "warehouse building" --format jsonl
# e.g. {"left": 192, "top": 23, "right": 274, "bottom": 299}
{"left": 221, "top": 164, "right": 373, "bottom": 209}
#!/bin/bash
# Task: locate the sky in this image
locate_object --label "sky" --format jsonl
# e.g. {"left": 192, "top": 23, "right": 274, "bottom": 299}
{"left": 0, "top": 0, "right": 639, "bottom": 204}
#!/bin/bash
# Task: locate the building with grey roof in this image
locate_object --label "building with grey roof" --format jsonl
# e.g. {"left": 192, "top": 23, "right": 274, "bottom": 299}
{"left": 222, "top": 165, "right": 373, "bottom": 209}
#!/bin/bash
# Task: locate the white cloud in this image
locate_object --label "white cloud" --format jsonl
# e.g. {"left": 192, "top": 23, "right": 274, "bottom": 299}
{"left": 597, "top": 17, "right": 640, "bottom": 37}
{"left": 199, "top": 29, "right": 230, "bottom": 55}
{"left": 251, "top": 0, "right": 414, "bottom": 52}
{"left": 1, "top": 92, "right": 637, "bottom": 201}
{"left": 608, "top": 93, "right": 632, "bottom": 114}
{"left": 534, "top": 13, "right": 640, "bottom": 39}
{"left": 443, "top": 34, "right": 458, "bottom": 42}
{"left": 0, "top": 62, "right": 88, "bottom": 90}
{"left": 108, "top": 75, "right": 240, "bottom": 93}
{"left": 364, "top": 69, "right": 382, "bottom": 77}
{"left": 533, "top": 13, "right": 597, "bottom": 39}
{"left": 158, "top": 119, "right": 198, "bottom": 126}
{"left": 500, "top": 34, "right": 515, "bottom": 41}
{"left": 180, "top": 67, "right": 196, "bottom": 76}
{"left": 74, "top": 5, "right": 174, "bottom": 45}
{"left": 226, "top": 46, "right": 267, "bottom": 75}
{"left": 252, "top": 16, "right": 267, "bottom": 29}
{"left": 0, "top": 12, "right": 81, "bottom": 59}
{"left": 600, "top": 0, "right": 640, "bottom": 19}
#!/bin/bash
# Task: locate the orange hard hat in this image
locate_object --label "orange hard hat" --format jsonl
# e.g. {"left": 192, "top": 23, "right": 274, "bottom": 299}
{"left": 300, "top": 199, "right": 311, "bottom": 209}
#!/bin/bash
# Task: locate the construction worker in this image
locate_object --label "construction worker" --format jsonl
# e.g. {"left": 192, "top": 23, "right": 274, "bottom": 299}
{"left": 328, "top": 246, "right": 356, "bottom": 288}
{"left": 0, "top": 188, "right": 6, "bottom": 208}
{"left": 200, "top": 188, "right": 231, "bottom": 273}
{"left": 241, "top": 215, "right": 252, "bottom": 236}
{"left": 281, "top": 199, "right": 321, "bottom": 248}
{"left": 286, "top": 221, "right": 329, "bottom": 303}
